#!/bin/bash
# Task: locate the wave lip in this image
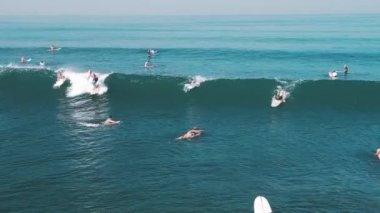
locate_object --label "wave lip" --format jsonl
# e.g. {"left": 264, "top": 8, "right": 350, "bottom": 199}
{"left": 2, "top": 68, "right": 380, "bottom": 108}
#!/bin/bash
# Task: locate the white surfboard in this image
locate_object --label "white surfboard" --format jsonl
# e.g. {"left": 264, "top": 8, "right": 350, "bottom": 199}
{"left": 48, "top": 47, "right": 61, "bottom": 52}
{"left": 103, "top": 121, "right": 121, "bottom": 126}
{"left": 271, "top": 90, "right": 288, "bottom": 107}
{"left": 271, "top": 96, "right": 283, "bottom": 107}
{"left": 79, "top": 122, "right": 101, "bottom": 127}
{"left": 254, "top": 196, "right": 272, "bottom": 213}
{"left": 53, "top": 78, "right": 66, "bottom": 88}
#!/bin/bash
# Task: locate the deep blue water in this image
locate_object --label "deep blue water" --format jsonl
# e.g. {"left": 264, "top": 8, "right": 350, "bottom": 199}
{"left": 1, "top": 15, "right": 380, "bottom": 212}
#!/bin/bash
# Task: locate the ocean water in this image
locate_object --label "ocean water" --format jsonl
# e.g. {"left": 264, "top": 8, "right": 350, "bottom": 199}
{"left": 1, "top": 15, "right": 380, "bottom": 212}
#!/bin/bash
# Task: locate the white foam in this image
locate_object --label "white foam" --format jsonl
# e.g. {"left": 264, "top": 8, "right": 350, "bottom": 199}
{"left": 58, "top": 69, "right": 109, "bottom": 97}
{"left": 183, "top": 75, "right": 208, "bottom": 92}
{"left": 274, "top": 79, "right": 303, "bottom": 99}
{"left": 1, "top": 63, "right": 49, "bottom": 70}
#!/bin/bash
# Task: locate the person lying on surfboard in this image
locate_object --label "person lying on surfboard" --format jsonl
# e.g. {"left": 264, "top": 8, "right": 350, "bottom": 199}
{"left": 275, "top": 89, "right": 286, "bottom": 101}
{"left": 176, "top": 127, "right": 203, "bottom": 140}
{"left": 102, "top": 115, "right": 120, "bottom": 126}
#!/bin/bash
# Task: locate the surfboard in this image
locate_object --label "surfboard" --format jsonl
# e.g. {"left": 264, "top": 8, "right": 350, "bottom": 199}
{"left": 79, "top": 122, "right": 101, "bottom": 127}
{"left": 53, "top": 78, "right": 66, "bottom": 88}
{"left": 253, "top": 196, "right": 272, "bottom": 213}
{"left": 271, "top": 90, "right": 288, "bottom": 107}
{"left": 26, "top": 58, "right": 32, "bottom": 62}
{"left": 103, "top": 121, "right": 121, "bottom": 126}
{"left": 271, "top": 96, "right": 283, "bottom": 107}
{"left": 48, "top": 48, "right": 61, "bottom": 52}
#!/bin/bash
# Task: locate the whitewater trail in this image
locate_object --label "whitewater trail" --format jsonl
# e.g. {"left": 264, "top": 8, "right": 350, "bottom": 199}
{"left": 274, "top": 79, "right": 303, "bottom": 99}
{"left": 1, "top": 63, "right": 50, "bottom": 71}
{"left": 57, "top": 69, "right": 110, "bottom": 97}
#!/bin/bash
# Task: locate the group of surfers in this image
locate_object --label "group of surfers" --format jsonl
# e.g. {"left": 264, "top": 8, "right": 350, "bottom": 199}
{"left": 20, "top": 45, "right": 60, "bottom": 66}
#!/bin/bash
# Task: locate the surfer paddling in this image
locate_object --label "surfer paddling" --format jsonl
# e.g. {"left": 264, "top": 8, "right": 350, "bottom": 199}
{"left": 176, "top": 127, "right": 203, "bottom": 140}
{"left": 275, "top": 89, "right": 286, "bottom": 101}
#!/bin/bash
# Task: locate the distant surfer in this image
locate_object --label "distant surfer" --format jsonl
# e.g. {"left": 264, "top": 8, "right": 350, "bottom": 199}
{"left": 147, "top": 49, "right": 157, "bottom": 56}
{"left": 144, "top": 61, "right": 151, "bottom": 68}
{"left": 375, "top": 148, "right": 380, "bottom": 159}
{"left": 176, "top": 127, "right": 203, "bottom": 140}
{"left": 39, "top": 60, "right": 46, "bottom": 66}
{"left": 20, "top": 56, "right": 27, "bottom": 64}
{"left": 343, "top": 64, "right": 348, "bottom": 75}
{"left": 102, "top": 115, "right": 120, "bottom": 126}
{"left": 328, "top": 69, "right": 337, "bottom": 79}
{"left": 49, "top": 45, "right": 58, "bottom": 52}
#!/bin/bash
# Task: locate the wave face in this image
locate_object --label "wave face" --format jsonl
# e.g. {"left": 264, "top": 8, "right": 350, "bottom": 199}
{"left": 1, "top": 69, "right": 380, "bottom": 109}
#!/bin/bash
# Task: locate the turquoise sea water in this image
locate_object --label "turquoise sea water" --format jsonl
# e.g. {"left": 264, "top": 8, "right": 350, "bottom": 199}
{"left": 1, "top": 15, "right": 380, "bottom": 212}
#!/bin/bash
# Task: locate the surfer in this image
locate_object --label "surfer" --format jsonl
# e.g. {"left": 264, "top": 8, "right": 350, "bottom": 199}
{"left": 39, "top": 60, "right": 46, "bottom": 66}
{"left": 176, "top": 127, "right": 203, "bottom": 140}
{"left": 56, "top": 71, "right": 64, "bottom": 81}
{"left": 375, "top": 148, "right": 380, "bottom": 159}
{"left": 147, "top": 49, "right": 157, "bottom": 56}
{"left": 275, "top": 89, "right": 286, "bottom": 101}
{"left": 343, "top": 64, "right": 348, "bottom": 75}
{"left": 102, "top": 115, "right": 120, "bottom": 126}
{"left": 20, "top": 56, "right": 27, "bottom": 64}
{"left": 49, "top": 45, "right": 57, "bottom": 52}
{"left": 144, "top": 61, "right": 151, "bottom": 68}
{"left": 88, "top": 70, "right": 98, "bottom": 86}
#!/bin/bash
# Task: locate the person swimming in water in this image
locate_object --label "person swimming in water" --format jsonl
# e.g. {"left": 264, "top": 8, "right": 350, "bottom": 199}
{"left": 40, "top": 60, "right": 46, "bottom": 66}
{"left": 176, "top": 127, "right": 203, "bottom": 140}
